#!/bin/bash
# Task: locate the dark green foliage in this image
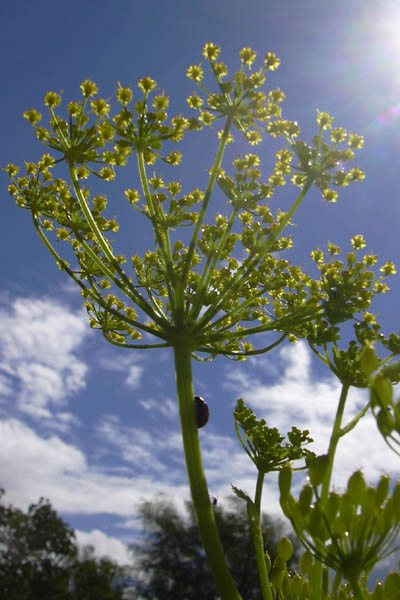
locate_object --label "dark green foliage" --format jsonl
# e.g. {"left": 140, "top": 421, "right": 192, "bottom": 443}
{"left": 130, "top": 495, "right": 300, "bottom": 599}
{"left": 0, "top": 487, "right": 77, "bottom": 600}
{"left": 0, "top": 488, "right": 124, "bottom": 600}
{"left": 71, "top": 546, "right": 125, "bottom": 600}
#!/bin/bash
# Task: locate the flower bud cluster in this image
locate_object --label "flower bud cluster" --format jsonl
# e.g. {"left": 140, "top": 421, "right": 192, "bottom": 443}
{"left": 280, "top": 465, "right": 400, "bottom": 587}
{"left": 234, "top": 398, "right": 314, "bottom": 473}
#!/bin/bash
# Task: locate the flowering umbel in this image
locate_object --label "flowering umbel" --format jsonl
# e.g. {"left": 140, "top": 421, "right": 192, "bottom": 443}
{"left": 5, "top": 44, "right": 368, "bottom": 363}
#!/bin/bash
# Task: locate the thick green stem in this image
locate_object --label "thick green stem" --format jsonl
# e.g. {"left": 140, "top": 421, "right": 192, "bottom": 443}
{"left": 173, "top": 344, "right": 242, "bottom": 600}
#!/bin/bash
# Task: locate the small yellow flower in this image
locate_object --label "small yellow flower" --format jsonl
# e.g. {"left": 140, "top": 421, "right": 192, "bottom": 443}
{"left": 38, "top": 154, "right": 55, "bottom": 170}
{"left": 380, "top": 261, "right": 397, "bottom": 275}
{"left": 90, "top": 99, "right": 110, "bottom": 116}
{"left": 5, "top": 164, "right": 19, "bottom": 177}
{"left": 334, "top": 171, "right": 349, "bottom": 187}
{"left": 80, "top": 80, "right": 98, "bottom": 97}
{"left": 74, "top": 166, "right": 90, "bottom": 179}
{"left": 138, "top": 77, "right": 157, "bottom": 93}
{"left": 363, "top": 312, "right": 377, "bottom": 324}
{"left": 213, "top": 62, "right": 228, "bottom": 78}
{"left": 330, "top": 127, "right": 347, "bottom": 143}
{"left": 198, "top": 111, "right": 215, "bottom": 126}
{"left": 327, "top": 242, "right": 340, "bottom": 256}
{"left": 264, "top": 52, "right": 280, "bottom": 70}
{"left": 152, "top": 94, "right": 169, "bottom": 110}
{"left": 202, "top": 42, "right": 220, "bottom": 61}
{"left": 171, "top": 116, "right": 189, "bottom": 130}
{"left": 23, "top": 108, "right": 42, "bottom": 125}
{"left": 374, "top": 281, "right": 389, "bottom": 293}
{"left": 124, "top": 189, "right": 140, "bottom": 204}
{"left": 348, "top": 133, "right": 364, "bottom": 149}
{"left": 362, "top": 253, "right": 378, "bottom": 266}
{"left": 246, "top": 131, "right": 262, "bottom": 145}
{"left": 348, "top": 167, "right": 365, "bottom": 182}
{"left": 286, "top": 122, "right": 300, "bottom": 138}
{"left": 93, "top": 196, "right": 107, "bottom": 212}
{"left": 310, "top": 249, "right": 324, "bottom": 263}
{"left": 186, "top": 65, "right": 204, "bottom": 82}
{"left": 268, "top": 88, "right": 285, "bottom": 103}
{"left": 322, "top": 189, "right": 338, "bottom": 203}
{"left": 168, "top": 181, "right": 182, "bottom": 195}
{"left": 99, "top": 167, "right": 115, "bottom": 181}
{"left": 248, "top": 72, "right": 265, "bottom": 88}
{"left": 42, "top": 220, "right": 53, "bottom": 230}
{"left": 116, "top": 85, "right": 133, "bottom": 105}
{"left": 291, "top": 174, "right": 307, "bottom": 187}
{"left": 239, "top": 47, "right": 256, "bottom": 67}
{"left": 316, "top": 110, "right": 334, "bottom": 130}
{"left": 166, "top": 151, "right": 182, "bottom": 165}
{"left": 266, "top": 103, "right": 281, "bottom": 118}
{"left": 44, "top": 91, "right": 61, "bottom": 108}
{"left": 245, "top": 153, "right": 260, "bottom": 167}
{"left": 186, "top": 93, "right": 203, "bottom": 109}
{"left": 98, "top": 122, "right": 115, "bottom": 141}
{"left": 99, "top": 280, "right": 111, "bottom": 289}
{"left": 268, "top": 173, "right": 285, "bottom": 187}
{"left": 350, "top": 234, "right": 366, "bottom": 250}
{"left": 25, "top": 162, "right": 36, "bottom": 175}
{"left": 341, "top": 149, "right": 354, "bottom": 161}
{"left": 67, "top": 102, "right": 80, "bottom": 116}
{"left": 149, "top": 176, "right": 165, "bottom": 190}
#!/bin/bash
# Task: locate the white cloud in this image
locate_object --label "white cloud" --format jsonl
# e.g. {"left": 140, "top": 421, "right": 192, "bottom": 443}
{"left": 0, "top": 418, "right": 86, "bottom": 501}
{"left": 75, "top": 529, "right": 132, "bottom": 565}
{"left": 138, "top": 396, "right": 178, "bottom": 420}
{"left": 0, "top": 417, "right": 188, "bottom": 518}
{"left": 96, "top": 414, "right": 184, "bottom": 476}
{"left": 224, "top": 341, "right": 400, "bottom": 490}
{"left": 0, "top": 297, "right": 89, "bottom": 420}
{"left": 96, "top": 350, "right": 145, "bottom": 390}
{"left": 125, "top": 364, "right": 143, "bottom": 389}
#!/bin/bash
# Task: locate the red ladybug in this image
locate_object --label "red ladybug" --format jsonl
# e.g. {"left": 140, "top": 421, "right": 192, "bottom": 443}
{"left": 194, "top": 395, "right": 209, "bottom": 428}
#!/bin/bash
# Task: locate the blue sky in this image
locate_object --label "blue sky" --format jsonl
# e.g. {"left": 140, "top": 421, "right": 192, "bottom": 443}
{"left": 1, "top": 0, "right": 400, "bottom": 566}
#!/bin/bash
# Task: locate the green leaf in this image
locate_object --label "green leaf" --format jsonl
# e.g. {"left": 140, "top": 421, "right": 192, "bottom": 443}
{"left": 299, "top": 485, "right": 313, "bottom": 516}
{"left": 231, "top": 485, "right": 252, "bottom": 504}
{"left": 346, "top": 470, "right": 366, "bottom": 505}
{"left": 360, "top": 344, "right": 379, "bottom": 377}
{"left": 278, "top": 464, "right": 292, "bottom": 501}
{"left": 381, "top": 360, "right": 400, "bottom": 384}
{"left": 306, "top": 454, "right": 330, "bottom": 487}
{"left": 383, "top": 571, "right": 400, "bottom": 599}
{"left": 371, "top": 373, "right": 393, "bottom": 408}
{"left": 276, "top": 537, "right": 293, "bottom": 562}
{"left": 375, "top": 475, "right": 390, "bottom": 507}
{"left": 300, "top": 550, "right": 314, "bottom": 576}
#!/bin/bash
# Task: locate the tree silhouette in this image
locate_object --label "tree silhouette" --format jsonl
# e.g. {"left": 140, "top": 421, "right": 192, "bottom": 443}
{"left": 130, "top": 496, "right": 300, "bottom": 599}
{"left": 0, "top": 489, "right": 125, "bottom": 600}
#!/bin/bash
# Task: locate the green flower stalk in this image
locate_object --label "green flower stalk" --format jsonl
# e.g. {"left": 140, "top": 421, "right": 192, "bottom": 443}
{"left": 233, "top": 399, "right": 314, "bottom": 598}
{"left": 5, "top": 43, "right": 368, "bottom": 599}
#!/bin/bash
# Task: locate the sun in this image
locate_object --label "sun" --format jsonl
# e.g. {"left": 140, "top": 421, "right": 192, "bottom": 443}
{"left": 341, "top": 1, "right": 400, "bottom": 130}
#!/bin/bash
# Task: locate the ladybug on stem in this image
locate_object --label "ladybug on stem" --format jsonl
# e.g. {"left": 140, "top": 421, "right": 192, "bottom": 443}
{"left": 194, "top": 395, "right": 209, "bottom": 428}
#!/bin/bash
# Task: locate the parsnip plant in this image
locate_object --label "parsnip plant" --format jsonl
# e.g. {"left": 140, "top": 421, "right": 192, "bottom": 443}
{"left": 5, "top": 43, "right": 400, "bottom": 599}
